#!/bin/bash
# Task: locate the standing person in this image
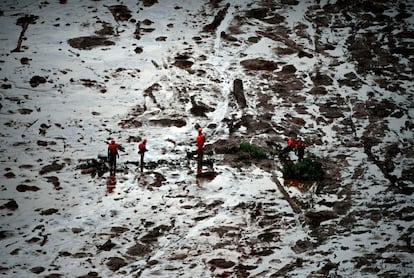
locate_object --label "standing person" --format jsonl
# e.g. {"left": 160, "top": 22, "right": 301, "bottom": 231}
{"left": 107, "top": 139, "right": 119, "bottom": 174}
{"left": 281, "top": 137, "right": 295, "bottom": 156}
{"left": 287, "top": 137, "right": 295, "bottom": 152}
{"left": 195, "top": 128, "right": 205, "bottom": 174}
{"left": 138, "top": 138, "right": 147, "bottom": 172}
{"left": 295, "top": 137, "right": 305, "bottom": 161}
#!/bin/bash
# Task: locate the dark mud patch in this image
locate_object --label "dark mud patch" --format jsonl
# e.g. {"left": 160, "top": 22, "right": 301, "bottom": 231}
{"left": 240, "top": 58, "right": 278, "bottom": 71}
{"left": 39, "top": 161, "right": 65, "bottom": 175}
{"left": 0, "top": 199, "right": 18, "bottom": 211}
{"left": 107, "top": 5, "right": 132, "bottom": 22}
{"left": 68, "top": 36, "right": 115, "bottom": 50}
{"left": 149, "top": 118, "right": 186, "bottom": 127}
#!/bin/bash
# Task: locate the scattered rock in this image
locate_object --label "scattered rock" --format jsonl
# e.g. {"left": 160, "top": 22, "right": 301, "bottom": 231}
{"left": 208, "top": 258, "right": 236, "bottom": 269}
{"left": 134, "top": 46, "right": 143, "bottom": 54}
{"left": 18, "top": 108, "right": 33, "bottom": 114}
{"left": 4, "top": 172, "right": 15, "bottom": 178}
{"left": 71, "top": 227, "right": 84, "bottom": 234}
{"left": 305, "top": 210, "right": 338, "bottom": 226}
{"left": 45, "top": 176, "right": 61, "bottom": 190}
{"left": 292, "top": 239, "right": 314, "bottom": 253}
{"left": 106, "top": 257, "right": 127, "bottom": 271}
{"left": 29, "top": 75, "right": 47, "bottom": 87}
{"left": 39, "top": 161, "right": 64, "bottom": 175}
{"left": 126, "top": 242, "right": 152, "bottom": 257}
{"left": 190, "top": 96, "right": 215, "bottom": 117}
{"left": 0, "top": 199, "right": 18, "bottom": 211}
{"left": 98, "top": 239, "right": 116, "bottom": 251}
{"left": 240, "top": 59, "right": 278, "bottom": 71}
{"left": 40, "top": 208, "right": 59, "bottom": 216}
{"left": 30, "top": 266, "right": 45, "bottom": 274}
{"left": 245, "top": 8, "right": 268, "bottom": 19}
{"left": 142, "top": 0, "right": 158, "bottom": 7}
{"left": 203, "top": 3, "right": 230, "bottom": 32}
{"left": 16, "top": 184, "right": 40, "bottom": 192}
{"left": 67, "top": 36, "right": 115, "bottom": 50}
{"left": 281, "top": 64, "right": 297, "bottom": 74}
{"left": 20, "top": 57, "right": 30, "bottom": 64}
{"left": 78, "top": 272, "right": 100, "bottom": 278}
{"left": 107, "top": 5, "right": 132, "bottom": 22}
{"left": 311, "top": 72, "right": 333, "bottom": 86}
{"left": 309, "top": 86, "right": 328, "bottom": 95}
{"left": 149, "top": 118, "right": 186, "bottom": 127}
{"left": 111, "top": 226, "right": 130, "bottom": 234}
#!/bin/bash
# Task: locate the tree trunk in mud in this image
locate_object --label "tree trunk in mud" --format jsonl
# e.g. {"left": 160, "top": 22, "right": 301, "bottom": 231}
{"left": 233, "top": 79, "right": 246, "bottom": 108}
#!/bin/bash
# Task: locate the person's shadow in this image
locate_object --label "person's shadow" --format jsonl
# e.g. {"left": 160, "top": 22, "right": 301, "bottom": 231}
{"left": 106, "top": 174, "right": 117, "bottom": 193}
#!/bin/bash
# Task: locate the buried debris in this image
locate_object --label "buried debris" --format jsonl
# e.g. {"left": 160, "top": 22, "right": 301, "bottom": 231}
{"left": 77, "top": 155, "right": 109, "bottom": 177}
{"left": 282, "top": 155, "right": 325, "bottom": 181}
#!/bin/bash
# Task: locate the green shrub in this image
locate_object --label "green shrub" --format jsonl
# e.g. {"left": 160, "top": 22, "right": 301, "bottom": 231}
{"left": 282, "top": 156, "right": 324, "bottom": 181}
{"left": 239, "top": 141, "right": 267, "bottom": 160}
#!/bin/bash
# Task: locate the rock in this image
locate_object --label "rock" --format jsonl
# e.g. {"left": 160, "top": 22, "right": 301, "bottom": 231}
{"left": 126, "top": 242, "right": 152, "bottom": 257}
{"left": 281, "top": 64, "right": 297, "bottom": 74}
{"left": 309, "top": 86, "right": 328, "bottom": 95}
{"left": 245, "top": 8, "right": 268, "bottom": 19}
{"left": 173, "top": 59, "right": 193, "bottom": 69}
{"left": 190, "top": 96, "right": 214, "bottom": 117}
{"left": 67, "top": 36, "right": 115, "bottom": 50}
{"left": 311, "top": 72, "right": 333, "bottom": 86}
{"left": 106, "top": 257, "right": 127, "bottom": 271}
{"left": 305, "top": 210, "right": 338, "bottom": 226}
{"left": 16, "top": 184, "right": 40, "bottom": 192}
{"left": 107, "top": 5, "right": 132, "bottom": 22}
{"left": 203, "top": 4, "right": 230, "bottom": 32}
{"left": 46, "top": 176, "right": 61, "bottom": 190}
{"left": 149, "top": 118, "right": 186, "bottom": 127}
{"left": 40, "top": 208, "right": 59, "bottom": 216}
{"left": 240, "top": 59, "right": 278, "bottom": 71}
{"left": 98, "top": 239, "right": 116, "bottom": 251}
{"left": 78, "top": 272, "right": 100, "bottom": 278}
{"left": 4, "top": 172, "right": 15, "bottom": 178}
{"left": 142, "top": 0, "right": 158, "bottom": 7}
{"left": 20, "top": 57, "right": 30, "bottom": 64}
{"left": 0, "top": 199, "right": 18, "bottom": 211}
{"left": 29, "top": 75, "right": 47, "bottom": 87}
{"left": 111, "top": 226, "right": 130, "bottom": 234}
{"left": 18, "top": 108, "right": 33, "bottom": 114}
{"left": 71, "top": 227, "right": 84, "bottom": 234}
{"left": 208, "top": 258, "right": 236, "bottom": 269}
{"left": 39, "top": 161, "right": 64, "bottom": 175}
{"left": 292, "top": 239, "right": 314, "bottom": 253}
{"left": 30, "top": 266, "right": 45, "bottom": 274}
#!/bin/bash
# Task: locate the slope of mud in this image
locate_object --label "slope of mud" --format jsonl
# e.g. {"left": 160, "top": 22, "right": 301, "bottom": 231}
{"left": 0, "top": 0, "right": 413, "bottom": 277}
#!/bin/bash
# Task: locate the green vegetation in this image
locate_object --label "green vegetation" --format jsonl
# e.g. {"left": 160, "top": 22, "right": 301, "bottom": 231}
{"left": 238, "top": 141, "right": 267, "bottom": 161}
{"left": 282, "top": 155, "right": 325, "bottom": 181}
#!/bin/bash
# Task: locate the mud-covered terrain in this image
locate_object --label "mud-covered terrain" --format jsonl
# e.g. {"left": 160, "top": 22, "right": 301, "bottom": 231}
{"left": 0, "top": 0, "right": 413, "bottom": 277}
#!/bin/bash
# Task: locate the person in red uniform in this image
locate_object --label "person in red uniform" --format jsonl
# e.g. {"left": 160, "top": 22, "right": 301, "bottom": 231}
{"left": 107, "top": 139, "right": 119, "bottom": 174}
{"left": 287, "top": 137, "right": 295, "bottom": 151}
{"left": 195, "top": 128, "right": 205, "bottom": 173}
{"left": 295, "top": 137, "right": 305, "bottom": 161}
{"left": 279, "top": 137, "right": 296, "bottom": 161}
{"left": 138, "top": 139, "right": 147, "bottom": 172}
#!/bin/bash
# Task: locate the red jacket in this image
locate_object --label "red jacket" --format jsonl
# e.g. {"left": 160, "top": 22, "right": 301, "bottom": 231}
{"left": 139, "top": 142, "right": 147, "bottom": 153}
{"left": 295, "top": 140, "right": 305, "bottom": 149}
{"left": 287, "top": 138, "right": 295, "bottom": 147}
{"left": 196, "top": 134, "right": 205, "bottom": 150}
{"left": 108, "top": 143, "right": 118, "bottom": 154}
